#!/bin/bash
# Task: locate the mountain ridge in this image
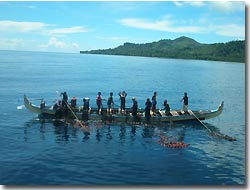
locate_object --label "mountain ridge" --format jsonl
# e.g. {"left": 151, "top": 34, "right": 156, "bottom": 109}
{"left": 80, "top": 36, "right": 245, "bottom": 63}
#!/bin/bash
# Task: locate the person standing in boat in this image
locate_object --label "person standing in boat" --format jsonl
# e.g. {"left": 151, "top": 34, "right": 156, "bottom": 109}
{"left": 83, "top": 98, "right": 90, "bottom": 112}
{"left": 61, "top": 92, "right": 68, "bottom": 108}
{"left": 96, "top": 92, "right": 102, "bottom": 114}
{"left": 70, "top": 97, "right": 77, "bottom": 108}
{"left": 54, "top": 100, "right": 64, "bottom": 118}
{"left": 180, "top": 92, "right": 188, "bottom": 114}
{"left": 131, "top": 97, "right": 138, "bottom": 116}
{"left": 163, "top": 99, "right": 171, "bottom": 116}
{"left": 40, "top": 99, "right": 45, "bottom": 109}
{"left": 107, "top": 92, "right": 114, "bottom": 114}
{"left": 145, "top": 98, "right": 152, "bottom": 123}
{"left": 53, "top": 100, "right": 61, "bottom": 110}
{"left": 132, "top": 97, "right": 140, "bottom": 122}
{"left": 151, "top": 92, "right": 157, "bottom": 115}
{"left": 82, "top": 98, "right": 90, "bottom": 121}
{"left": 118, "top": 91, "right": 127, "bottom": 113}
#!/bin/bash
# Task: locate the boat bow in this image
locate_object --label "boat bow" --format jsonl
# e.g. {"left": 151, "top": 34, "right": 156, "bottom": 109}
{"left": 24, "top": 95, "right": 55, "bottom": 115}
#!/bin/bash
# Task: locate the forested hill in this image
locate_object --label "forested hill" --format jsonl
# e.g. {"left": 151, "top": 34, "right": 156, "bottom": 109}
{"left": 80, "top": 36, "right": 245, "bottom": 63}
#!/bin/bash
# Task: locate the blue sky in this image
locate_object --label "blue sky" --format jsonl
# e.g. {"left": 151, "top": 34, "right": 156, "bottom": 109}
{"left": 0, "top": 1, "right": 245, "bottom": 53}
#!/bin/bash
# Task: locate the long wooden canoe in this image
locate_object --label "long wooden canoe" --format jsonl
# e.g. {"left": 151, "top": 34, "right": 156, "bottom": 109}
{"left": 24, "top": 95, "right": 224, "bottom": 124}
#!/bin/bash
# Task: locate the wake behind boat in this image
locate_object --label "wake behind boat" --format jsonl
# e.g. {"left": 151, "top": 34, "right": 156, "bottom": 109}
{"left": 24, "top": 95, "right": 224, "bottom": 124}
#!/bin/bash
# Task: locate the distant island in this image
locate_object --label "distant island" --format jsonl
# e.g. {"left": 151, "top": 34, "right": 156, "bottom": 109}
{"left": 80, "top": 36, "right": 245, "bottom": 63}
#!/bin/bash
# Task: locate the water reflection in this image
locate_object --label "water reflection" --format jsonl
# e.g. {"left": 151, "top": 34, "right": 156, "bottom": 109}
{"left": 23, "top": 117, "right": 230, "bottom": 145}
{"left": 130, "top": 126, "right": 137, "bottom": 141}
{"left": 24, "top": 118, "right": 78, "bottom": 143}
{"left": 54, "top": 125, "right": 70, "bottom": 142}
{"left": 131, "top": 126, "right": 136, "bottom": 135}
{"left": 96, "top": 128, "right": 102, "bottom": 142}
{"left": 106, "top": 126, "right": 112, "bottom": 140}
{"left": 142, "top": 126, "right": 155, "bottom": 138}
{"left": 82, "top": 131, "right": 90, "bottom": 141}
{"left": 119, "top": 125, "right": 126, "bottom": 140}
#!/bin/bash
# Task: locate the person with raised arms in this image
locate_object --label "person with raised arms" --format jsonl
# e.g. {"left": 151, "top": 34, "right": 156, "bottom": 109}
{"left": 118, "top": 91, "right": 127, "bottom": 113}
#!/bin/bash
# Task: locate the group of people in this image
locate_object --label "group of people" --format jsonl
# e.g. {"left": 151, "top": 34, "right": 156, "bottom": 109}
{"left": 52, "top": 91, "right": 189, "bottom": 118}
{"left": 95, "top": 91, "right": 126, "bottom": 114}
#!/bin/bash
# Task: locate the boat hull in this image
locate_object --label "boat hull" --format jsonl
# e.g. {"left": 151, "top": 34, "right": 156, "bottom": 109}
{"left": 24, "top": 95, "right": 224, "bottom": 124}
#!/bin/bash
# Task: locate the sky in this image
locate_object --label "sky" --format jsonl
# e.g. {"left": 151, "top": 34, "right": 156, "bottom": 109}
{"left": 0, "top": 1, "right": 246, "bottom": 53}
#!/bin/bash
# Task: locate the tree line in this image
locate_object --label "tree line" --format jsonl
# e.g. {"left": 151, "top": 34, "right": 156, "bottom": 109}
{"left": 80, "top": 36, "right": 245, "bottom": 63}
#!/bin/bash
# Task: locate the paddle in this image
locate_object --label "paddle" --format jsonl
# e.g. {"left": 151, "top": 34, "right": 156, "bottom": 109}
{"left": 189, "top": 109, "right": 212, "bottom": 133}
{"left": 64, "top": 101, "right": 89, "bottom": 132}
{"left": 189, "top": 109, "right": 236, "bottom": 141}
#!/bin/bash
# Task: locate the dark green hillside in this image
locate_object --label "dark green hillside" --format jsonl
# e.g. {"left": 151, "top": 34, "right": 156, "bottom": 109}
{"left": 80, "top": 36, "right": 245, "bottom": 63}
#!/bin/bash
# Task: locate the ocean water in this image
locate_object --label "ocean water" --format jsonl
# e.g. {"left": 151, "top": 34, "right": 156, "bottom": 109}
{"left": 0, "top": 50, "right": 246, "bottom": 186}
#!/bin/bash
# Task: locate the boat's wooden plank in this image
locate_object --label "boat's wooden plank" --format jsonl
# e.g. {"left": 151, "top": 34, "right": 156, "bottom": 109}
{"left": 170, "top": 110, "right": 179, "bottom": 116}
{"left": 159, "top": 110, "right": 165, "bottom": 116}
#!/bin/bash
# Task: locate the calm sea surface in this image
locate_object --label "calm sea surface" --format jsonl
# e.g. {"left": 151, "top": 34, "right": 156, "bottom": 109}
{"left": 0, "top": 50, "right": 245, "bottom": 186}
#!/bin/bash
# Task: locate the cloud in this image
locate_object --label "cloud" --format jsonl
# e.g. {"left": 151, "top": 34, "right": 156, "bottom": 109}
{"left": 0, "top": 38, "right": 26, "bottom": 49}
{"left": 25, "top": 5, "right": 37, "bottom": 9}
{"left": 0, "top": 20, "right": 49, "bottom": 33}
{"left": 173, "top": 1, "right": 206, "bottom": 7}
{"left": 0, "top": 37, "right": 80, "bottom": 52}
{"left": 173, "top": 1, "right": 244, "bottom": 13}
{"left": 0, "top": 20, "right": 89, "bottom": 36}
{"left": 95, "top": 36, "right": 130, "bottom": 43}
{"left": 213, "top": 24, "right": 245, "bottom": 38}
{"left": 47, "top": 26, "right": 89, "bottom": 36}
{"left": 209, "top": 1, "right": 245, "bottom": 13}
{"left": 119, "top": 18, "right": 204, "bottom": 33}
{"left": 0, "top": 20, "right": 87, "bottom": 51}
{"left": 119, "top": 17, "right": 245, "bottom": 39}
{"left": 40, "top": 37, "right": 79, "bottom": 50}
